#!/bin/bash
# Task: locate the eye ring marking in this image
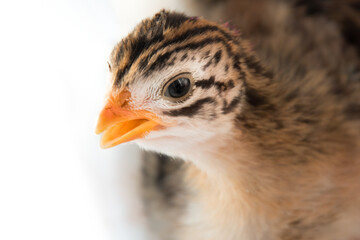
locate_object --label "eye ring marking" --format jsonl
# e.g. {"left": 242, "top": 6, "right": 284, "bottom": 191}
{"left": 162, "top": 73, "right": 194, "bottom": 102}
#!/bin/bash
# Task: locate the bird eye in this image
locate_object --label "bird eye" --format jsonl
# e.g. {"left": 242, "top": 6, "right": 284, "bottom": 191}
{"left": 163, "top": 73, "right": 193, "bottom": 101}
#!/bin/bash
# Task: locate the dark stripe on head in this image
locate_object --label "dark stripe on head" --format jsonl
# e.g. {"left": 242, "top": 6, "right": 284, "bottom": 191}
{"left": 146, "top": 37, "right": 235, "bottom": 76}
{"left": 215, "top": 82, "right": 227, "bottom": 92}
{"left": 180, "top": 53, "right": 188, "bottom": 61}
{"left": 115, "top": 33, "right": 164, "bottom": 86}
{"left": 202, "top": 50, "right": 222, "bottom": 71}
{"left": 222, "top": 91, "right": 242, "bottom": 114}
{"left": 115, "top": 35, "right": 148, "bottom": 85}
{"left": 213, "top": 50, "right": 222, "bottom": 65}
{"left": 114, "top": 41, "right": 125, "bottom": 66}
{"left": 215, "top": 79, "right": 235, "bottom": 92}
{"left": 164, "top": 12, "right": 189, "bottom": 29}
{"left": 195, "top": 76, "right": 215, "bottom": 89}
{"left": 227, "top": 80, "right": 234, "bottom": 88}
{"left": 195, "top": 76, "right": 235, "bottom": 93}
{"left": 203, "top": 50, "right": 211, "bottom": 59}
{"left": 245, "top": 85, "right": 276, "bottom": 113}
{"left": 163, "top": 97, "right": 215, "bottom": 117}
{"left": 245, "top": 86, "right": 268, "bottom": 107}
{"left": 232, "top": 54, "right": 241, "bottom": 71}
{"left": 168, "top": 56, "right": 177, "bottom": 66}
{"left": 202, "top": 58, "right": 213, "bottom": 70}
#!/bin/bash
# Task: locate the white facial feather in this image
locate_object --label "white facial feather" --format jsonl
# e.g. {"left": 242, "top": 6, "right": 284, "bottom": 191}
{"left": 125, "top": 46, "right": 240, "bottom": 158}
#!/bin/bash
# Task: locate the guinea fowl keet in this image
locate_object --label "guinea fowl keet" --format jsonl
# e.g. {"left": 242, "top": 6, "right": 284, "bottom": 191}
{"left": 96, "top": 4, "right": 360, "bottom": 240}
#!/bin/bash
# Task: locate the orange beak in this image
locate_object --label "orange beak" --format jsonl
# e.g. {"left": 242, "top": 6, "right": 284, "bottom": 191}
{"left": 95, "top": 91, "right": 163, "bottom": 148}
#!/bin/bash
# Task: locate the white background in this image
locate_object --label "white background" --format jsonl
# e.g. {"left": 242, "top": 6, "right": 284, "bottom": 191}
{"left": 0, "top": 0, "right": 198, "bottom": 239}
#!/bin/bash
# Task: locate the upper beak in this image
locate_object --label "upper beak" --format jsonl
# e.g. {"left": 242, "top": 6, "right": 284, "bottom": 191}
{"left": 95, "top": 91, "right": 163, "bottom": 148}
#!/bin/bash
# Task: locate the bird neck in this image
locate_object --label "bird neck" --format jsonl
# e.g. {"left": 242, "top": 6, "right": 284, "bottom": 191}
{"left": 181, "top": 130, "right": 271, "bottom": 199}
{"left": 181, "top": 134, "right": 280, "bottom": 238}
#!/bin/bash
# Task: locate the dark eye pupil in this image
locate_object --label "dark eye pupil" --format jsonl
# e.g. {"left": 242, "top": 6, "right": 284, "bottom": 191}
{"left": 165, "top": 78, "right": 191, "bottom": 99}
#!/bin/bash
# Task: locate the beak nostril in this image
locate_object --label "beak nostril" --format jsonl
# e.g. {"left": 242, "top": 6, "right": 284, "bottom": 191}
{"left": 121, "top": 100, "right": 129, "bottom": 108}
{"left": 111, "top": 90, "right": 132, "bottom": 108}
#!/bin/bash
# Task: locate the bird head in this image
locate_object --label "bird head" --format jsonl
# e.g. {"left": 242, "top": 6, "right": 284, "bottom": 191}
{"left": 96, "top": 10, "right": 260, "bottom": 158}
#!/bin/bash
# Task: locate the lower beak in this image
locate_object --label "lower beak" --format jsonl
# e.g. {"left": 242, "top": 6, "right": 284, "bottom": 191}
{"left": 96, "top": 93, "right": 163, "bottom": 148}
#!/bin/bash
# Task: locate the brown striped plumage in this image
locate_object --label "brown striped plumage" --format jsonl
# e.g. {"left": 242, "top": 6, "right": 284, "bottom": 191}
{"left": 102, "top": 2, "right": 360, "bottom": 239}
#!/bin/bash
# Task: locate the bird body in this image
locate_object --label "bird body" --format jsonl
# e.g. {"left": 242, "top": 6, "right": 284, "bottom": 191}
{"left": 97, "top": 1, "right": 360, "bottom": 239}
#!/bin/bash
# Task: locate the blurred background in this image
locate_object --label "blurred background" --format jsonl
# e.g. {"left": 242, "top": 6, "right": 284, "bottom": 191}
{"left": 0, "top": 0, "right": 204, "bottom": 239}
